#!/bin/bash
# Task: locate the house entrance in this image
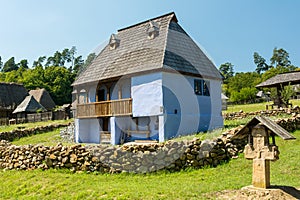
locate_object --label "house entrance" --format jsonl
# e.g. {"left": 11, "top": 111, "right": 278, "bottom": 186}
{"left": 97, "top": 89, "right": 105, "bottom": 101}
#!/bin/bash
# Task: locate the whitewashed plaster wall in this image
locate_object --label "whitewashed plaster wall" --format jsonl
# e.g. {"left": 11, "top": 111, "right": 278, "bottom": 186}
{"left": 131, "top": 72, "right": 163, "bottom": 117}
{"left": 161, "top": 72, "right": 223, "bottom": 140}
{"left": 75, "top": 118, "right": 100, "bottom": 143}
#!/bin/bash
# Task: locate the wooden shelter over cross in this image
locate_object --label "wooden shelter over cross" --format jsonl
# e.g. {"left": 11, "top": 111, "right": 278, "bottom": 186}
{"left": 256, "top": 71, "right": 300, "bottom": 108}
{"left": 233, "top": 116, "right": 296, "bottom": 188}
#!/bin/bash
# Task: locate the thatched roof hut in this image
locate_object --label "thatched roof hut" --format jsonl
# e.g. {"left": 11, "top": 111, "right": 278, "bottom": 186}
{"left": 13, "top": 95, "right": 46, "bottom": 114}
{"left": 0, "top": 82, "right": 28, "bottom": 113}
{"left": 29, "top": 88, "right": 56, "bottom": 110}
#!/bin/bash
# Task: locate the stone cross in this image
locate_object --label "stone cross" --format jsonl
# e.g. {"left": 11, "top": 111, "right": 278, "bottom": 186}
{"left": 244, "top": 124, "right": 279, "bottom": 188}
{"left": 232, "top": 116, "right": 296, "bottom": 189}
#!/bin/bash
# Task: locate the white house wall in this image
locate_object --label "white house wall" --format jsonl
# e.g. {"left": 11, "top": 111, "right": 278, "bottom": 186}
{"left": 131, "top": 72, "right": 163, "bottom": 117}
{"left": 162, "top": 72, "right": 223, "bottom": 140}
{"left": 75, "top": 118, "right": 100, "bottom": 143}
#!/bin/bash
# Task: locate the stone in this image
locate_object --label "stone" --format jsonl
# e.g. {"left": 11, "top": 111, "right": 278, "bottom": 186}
{"left": 70, "top": 154, "right": 77, "bottom": 163}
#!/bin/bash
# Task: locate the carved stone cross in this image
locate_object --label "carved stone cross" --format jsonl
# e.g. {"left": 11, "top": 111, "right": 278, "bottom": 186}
{"left": 244, "top": 124, "right": 279, "bottom": 188}
{"left": 233, "top": 116, "right": 296, "bottom": 189}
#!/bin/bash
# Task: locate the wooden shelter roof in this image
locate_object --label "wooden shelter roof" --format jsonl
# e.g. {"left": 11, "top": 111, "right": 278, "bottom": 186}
{"left": 256, "top": 71, "right": 300, "bottom": 88}
{"left": 232, "top": 116, "right": 296, "bottom": 140}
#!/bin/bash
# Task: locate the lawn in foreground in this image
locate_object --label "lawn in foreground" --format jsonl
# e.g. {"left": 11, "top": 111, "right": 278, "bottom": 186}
{"left": 1, "top": 130, "right": 299, "bottom": 200}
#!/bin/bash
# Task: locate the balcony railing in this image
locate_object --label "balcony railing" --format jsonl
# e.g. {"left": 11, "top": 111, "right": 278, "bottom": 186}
{"left": 76, "top": 98, "right": 132, "bottom": 118}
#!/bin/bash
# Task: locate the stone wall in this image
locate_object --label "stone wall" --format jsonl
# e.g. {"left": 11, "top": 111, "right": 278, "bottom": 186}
{"left": 0, "top": 123, "right": 71, "bottom": 142}
{"left": 60, "top": 123, "right": 75, "bottom": 142}
{"left": 0, "top": 129, "right": 245, "bottom": 173}
{"left": 0, "top": 115, "right": 298, "bottom": 173}
{"left": 223, "top": 106, "right": 300, "bottom": 120}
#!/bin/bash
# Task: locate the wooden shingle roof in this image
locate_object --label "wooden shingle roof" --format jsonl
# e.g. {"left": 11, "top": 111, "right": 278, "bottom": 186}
{"left": 73, "top": 12, "right": 222, "bottom": 86}
{"left": 12, "top": 95, "right": 46, "bottom": 114}
{"left": 233, "top": 116, "right": 296, "bottom": 140}
{"left": 256, "top": 71, "right": 300, "bottom": 88}
{"left": 29, "top": 88, "right": 56, "bottom": 110}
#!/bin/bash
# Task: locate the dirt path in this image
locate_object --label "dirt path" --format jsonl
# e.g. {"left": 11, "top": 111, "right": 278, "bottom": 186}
{"left": 204, "top": 186, "right": 300, "bottom": 200}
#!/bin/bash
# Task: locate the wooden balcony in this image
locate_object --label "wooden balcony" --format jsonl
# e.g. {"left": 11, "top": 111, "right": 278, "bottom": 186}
{"left": 76, "top": 98, "right": 132, "bottom": 118}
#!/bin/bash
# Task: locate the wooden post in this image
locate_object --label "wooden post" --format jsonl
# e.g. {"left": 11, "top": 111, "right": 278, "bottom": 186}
{"left": 118, "top": 85, "right": 122, "bottom": 99}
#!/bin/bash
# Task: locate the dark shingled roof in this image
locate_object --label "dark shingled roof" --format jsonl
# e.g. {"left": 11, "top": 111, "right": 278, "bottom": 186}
{"left": 29, "top": 88, "right": 56, "bottom": 110}
{"left": 73, "top": 12, "right": 222, "bottom": 86}
{"left": 256, "top": 71, "right": 300, "bottom": 88}
{"left": 13, "top": 95, "right": 46, "bottom": 114}
{"left": 0, "top": 82, "right": 28, "bottom": 110}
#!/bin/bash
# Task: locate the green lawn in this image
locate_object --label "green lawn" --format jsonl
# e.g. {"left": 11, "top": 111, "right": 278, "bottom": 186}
{"left": 0, "top": 119, "right": 73, "bottom": 133}
{"left": 1, "top": 129, "right": 299, "bottom": 199}
{"left": 1, "top": 105, "right": 299, "bottom": 199}
{"left": 11, "top": 128, "right": 75, "bottom": 146}
{"left": 224, "top": 99, "right": 300, "bottom": 113}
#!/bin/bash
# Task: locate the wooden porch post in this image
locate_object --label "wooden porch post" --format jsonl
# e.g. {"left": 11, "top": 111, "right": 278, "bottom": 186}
{"left": 118, "top": 85, "right": 122, "bottom": 99}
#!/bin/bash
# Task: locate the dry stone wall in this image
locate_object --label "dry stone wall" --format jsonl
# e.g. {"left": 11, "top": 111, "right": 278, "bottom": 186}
{"left": 0, "top": 129, "right": 245, "bottom": 173}
{"left": 0, "top": 115, "right": 299, "bottom": 173}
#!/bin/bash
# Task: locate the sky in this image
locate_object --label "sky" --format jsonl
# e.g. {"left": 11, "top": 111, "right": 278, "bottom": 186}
{"left": 1, "top": 0, "right": 300, "bottom": 72}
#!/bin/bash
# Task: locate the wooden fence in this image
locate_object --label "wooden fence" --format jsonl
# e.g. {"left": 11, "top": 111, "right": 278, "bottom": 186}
{"left": 0, "top": 110, "right": 69, "bottom": 125}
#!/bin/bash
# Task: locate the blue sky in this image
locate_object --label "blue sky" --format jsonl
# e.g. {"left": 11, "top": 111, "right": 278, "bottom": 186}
{"left": 1, "top": 0, "right": 299, "bottom": 72}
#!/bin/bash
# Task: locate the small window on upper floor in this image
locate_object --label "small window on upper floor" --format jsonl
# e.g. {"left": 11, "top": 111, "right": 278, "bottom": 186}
{"left": 194, "top": 79, "right": 210, "bottom": 96}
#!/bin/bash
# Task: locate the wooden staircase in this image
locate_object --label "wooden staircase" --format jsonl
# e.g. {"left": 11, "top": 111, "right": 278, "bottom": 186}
{"left": 100, "top": 131, "right": 111, "bottom": 144}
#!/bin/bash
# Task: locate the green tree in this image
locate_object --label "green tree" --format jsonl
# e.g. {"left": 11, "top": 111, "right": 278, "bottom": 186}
{"left": 219, "top": 62, "right": 234, "bottom": 84}
{"left": 33, "top": 56, "right": 46, "bottom": 68}
{"left": 2, "top": 57, "right": 18, "bottom": 72}
{"left": 270, "top": 48, "right": 290, "bottom": 67}
{"left": 253, "top": 52, "right": 269, "bottom": 74}
{"left": 18, "top": 59, "right": 29, "bottom": 69}
{"left": 43, "top": 66, "right": 75, "bottom": 105}
{"left": 72, "top": 55, "right": 84, "bottom": 74}
{"left": 0, "top": 56, "right": 3, "bottom": 71}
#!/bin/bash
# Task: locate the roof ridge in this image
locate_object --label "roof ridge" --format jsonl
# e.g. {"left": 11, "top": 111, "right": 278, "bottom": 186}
{"left": 118, "top": 12, "right": 177, "bottom": 32}
{"left": 160, "top": 13, "right": 174, "bottom": 70}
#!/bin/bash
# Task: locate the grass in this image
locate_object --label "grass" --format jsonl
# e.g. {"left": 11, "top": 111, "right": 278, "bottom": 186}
{"left": 1, "top": 130, "right": 299, "bottom": 199}
{"left": 0, "top": 119, "right": 73, "bottom": 133}
{"left": 224, "top": 99, "right": 300, "bottom": 113}
{"left": 0, "top": 103, "right": 299, "bottom": 199}
{"left": 11, "top": 128, "right": 75, "bottom": 146}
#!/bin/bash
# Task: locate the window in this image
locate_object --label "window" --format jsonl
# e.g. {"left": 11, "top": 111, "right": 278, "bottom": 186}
{"left": 194, "top": 79, "right": 210, "bottom": 96}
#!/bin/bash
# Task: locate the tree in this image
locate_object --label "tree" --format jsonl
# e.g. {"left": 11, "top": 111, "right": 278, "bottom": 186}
{"left": 33, "top": 56, "right": 46, "bottom": 68}
{"left": 270, "top": 48, "right": 290, "bottom": 68}
{"left": 2, "top": 57, "right": 18, "bottom": 72}
{"left": 253, "top": 52, "right": 269, "bottom": 74}
{"left": 219, "top": 62, "right": 234, "bottom": 83}
{"left": 18, "top": 59, "right": 29, "bottom": 69}
{"left": 0, "top": 56, "right": 3, "bottom": 71}
{"left": 72, "top": 55, "right": 84, "bottom": 74}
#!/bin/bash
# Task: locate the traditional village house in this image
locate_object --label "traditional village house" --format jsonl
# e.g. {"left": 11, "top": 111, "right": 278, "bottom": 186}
{"left": 12, "top": 95, "right": 47, "bottom": 123}
{"left": 0, "top": 82, "right": 28, "bottom": 125}
{"left": 72, "top": 12, "right": 223, "bottom": 144}
{"left": 29, "top": 88, "right": 56, "bottom": 111}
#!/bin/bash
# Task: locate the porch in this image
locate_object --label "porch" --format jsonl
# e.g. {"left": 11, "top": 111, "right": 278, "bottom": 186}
{"left": 76, "top": 98, "right": 132, "bottom": 118}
